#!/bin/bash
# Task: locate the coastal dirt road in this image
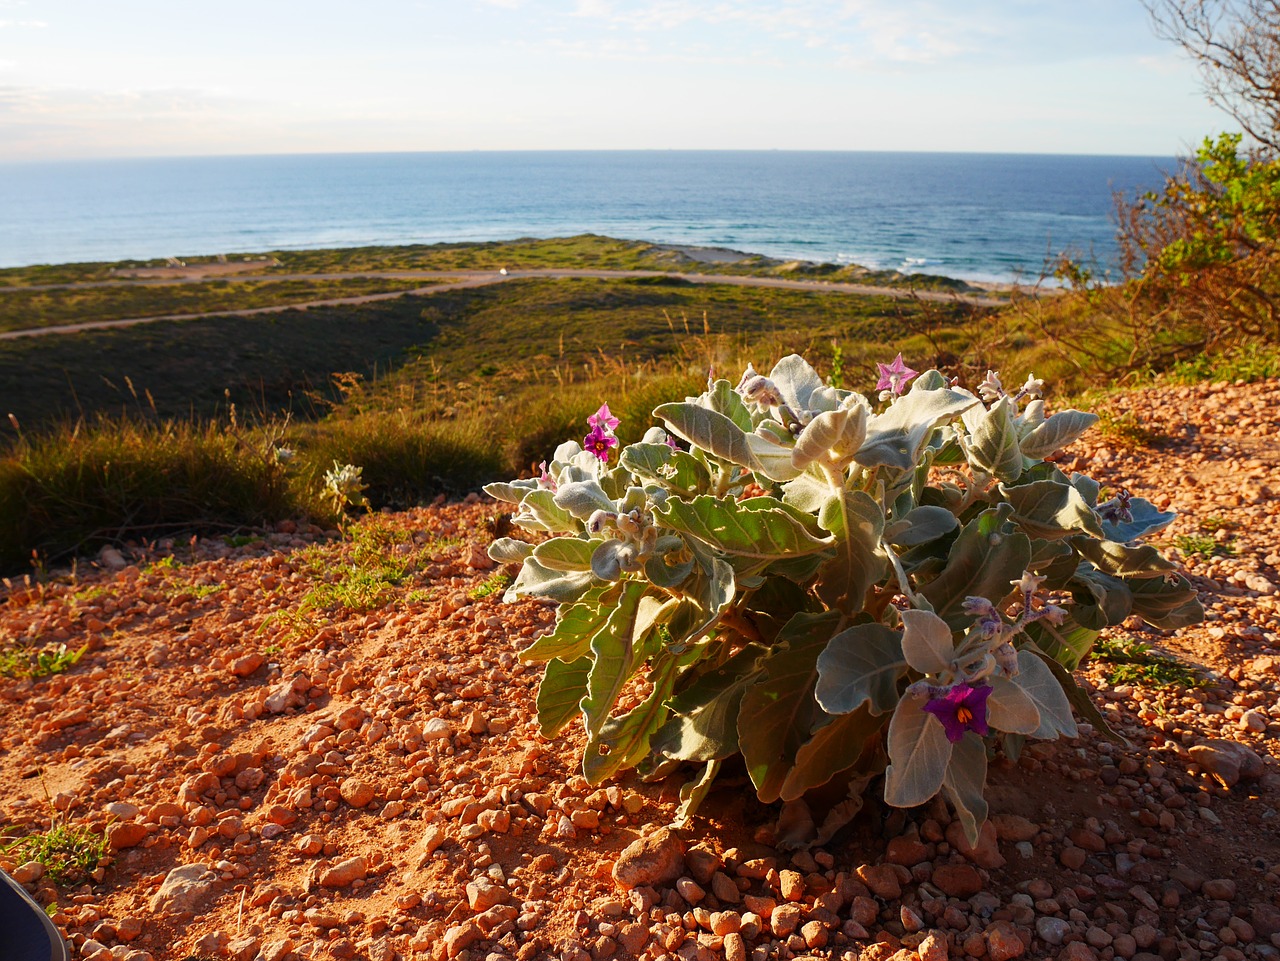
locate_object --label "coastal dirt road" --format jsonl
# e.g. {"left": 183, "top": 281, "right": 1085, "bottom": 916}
{"left": 0, "top": 269, "right": 1006, "bottom": 341}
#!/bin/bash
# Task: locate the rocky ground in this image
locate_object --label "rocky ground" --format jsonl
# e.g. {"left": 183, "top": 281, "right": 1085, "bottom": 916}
{"left": 0, "top": 379, "right": 1278, "bottom": 961}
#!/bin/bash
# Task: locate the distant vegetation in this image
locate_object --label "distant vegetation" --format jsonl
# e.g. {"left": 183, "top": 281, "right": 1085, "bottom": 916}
{"left": 4, "top": 121, "right": 1280, "bottom": 581}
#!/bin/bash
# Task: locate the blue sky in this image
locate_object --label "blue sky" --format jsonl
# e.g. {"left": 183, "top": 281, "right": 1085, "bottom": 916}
{"left": 0, "top": 0, "right": 1227, "bottom": 160}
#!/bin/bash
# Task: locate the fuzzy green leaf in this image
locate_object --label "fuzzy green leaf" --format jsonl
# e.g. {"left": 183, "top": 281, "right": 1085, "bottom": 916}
{"left": 1019, "top": 410, "right": 1099, "bottom": 460}
{"left": 1029, "top": 647, "right": 1128, "bottom": 746}
{"left": 814, "top": 622, "right": 908, "bottom": 715}
{"left": 966, "top": 396, "right": 1024, "bottom": 483}
{"left": 673, "top": 759, "right": 722, "bottom": 828}
{"left": 532, "top": 536, "right": 596, "bottom": 572}
{"left": 738, "top": 611, "right": 839, "bottom": 804}
{"left": 1126, "top": 572, "right": 1204, "bottom": 629}
{"left": 654, "top": 494, "right": 832, "bottom": 560}
{"left": 652, "top": 644, "right": 765, "bottom": 762}
{"left": 857, "top": 384, "right": 979, "bottom": 470}
{"left": 884, "top": 506, "right": 958, "bottom": 547}
{"left": 505, "top": 556, "right": 597, "bottom": 604}
{"left": 488, "top": 537, "right": 534, "bottom": 564}
{"left": 986, "top": 676, "right": 1040, "bottom": 734}
{"left": 519, "top": 587, "right": 612, "bottom": 662}
{"left": 792, "top": 407, "right": 867, "bottom": 468}
{"left": 583, "top": 656, "right": 679, "bottom": 784}
{"left": 1073, "top": 537, "right": 1177, "bottom": 579}
{"left": 1023, "top": 614, "right": 1099, "bottom": 671}
{"left": 553, "top": 479, "right": 616, "bottom": 520}
{"left": 536, "top": 656, "right": 591, "bottom": 737}
{"left": 1003, "top": 479, "right": 1104, "bottom": 540}
{"left": 1101, "top": 497, "right": 1176, "bottom": 543}
{"left": 580, "top": 582, "right": 647, "bottom": 738}
{"left": 900, "top": 608, "right": 955, "bottom": 675}
{"left": 513, "top": 488, "right": 579, "bottom": 534}
{"left": 884, "top": 695, "right": 953, "bottom": 808}
{"left": 483, "top": 479, "right": 539, "bottom": 505}
{"left": 815, "top": 490, "right": 885, "bottom": 613}
{"left": 621, "top": 443, "right": 710, "bottom": 497}
{"left": 780, "top": 706, "right": 880, "bottom": 802}
{"left": 920, "top": 505, "right": 1031, "bottom": 630}
{"left": 942, "top": 732, "right": 989, "bottom": 847}
{"left": 1014, "top": 649, "right": 1078, "bottom": 739}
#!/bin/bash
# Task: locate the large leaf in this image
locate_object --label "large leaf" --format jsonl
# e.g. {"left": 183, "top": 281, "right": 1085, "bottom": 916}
{"left": 488, "top": 537, "right": 534, "bottom": 564}
{"left": 1073, "top": 537, "right": 1177, "bottom": 579}
{"left": 655, "top": 403, "right": 803, "bottom": 481}
{"left": 942, "top": 733, "right": 989, "bottom": 847}
{"left": 1003, "top": 479, "right": 1104, "bottom": 540}
{"left": 965, "top": 396, "right": 1024, "bottom": 483}
{"left": 505, "top": 556, "right": 597, "bottom": 604}
{"left": 883, "top": 695, "right": 953, "bottom": 808}
{"left": 780, "top": 706, "right": 881, "bottom": 802}
{"left": 1023, "top": 614, "right": 1099, "bottom": 671}
{"left": 1014, "top": 649, "right": 1078, "bottom": 739}
{"left": 700, "top": 378, "right": 755, "bottom": 432}
{"left": 1030, "top": 648, "right": 1127, "bottom": 746}
{"left": 769, "top": 354, "right": 831, "bottom": 413}
{"left": 884, "top": 506, "right": 959, "bottom": 547}
{"left": 553, "top": 479, "right": 616, "bottom": 520}
{"left": 1071, "top": 566, "right": 1134, "bottom": 629}
{"left": 1127, "top": 572, "right": 1204, "bottom": 629}
{"left": 520, "top": 587, "right": 612, "bottom": 662}
{"left": 580, "top": 582, "right": 648, "bottom": 737}
{"left": 652, "top": 644, "right": 766, "bottom": 761}
{"left": 533, "top": 536, "right": 596, "bottom": 572}
{"left": 654, "top": 494, "right": 832, "bottom": 559}
{"left": 673, "top": 759, "right": 722, "bottom": 828}
{"left": 513, "top": 488, "right": 579, "bottom": 534}
{"left": 583, "top": 656, "right": 679, "bottom": 784}
{"left": 814, "top": 622, "right": 908, "bottom": 715}
{"left": 857, "top": 383, "right": 979, "bottom": 470}
{"left": 1019, "top": 410, "right": 1099, "bottom": 460}
{"left": 536, "top": 656, "right": 591, "bottom": 737}
{"left": 483, "top": 479, "right": 538, "bottom": 505}
{"left": 899, "top": 608, "right": 955, "bottom": 675}
{"left": 621, "top": 443, "right": 711, "bottom": 497}
{"left": 986, "top": 676, "right": 1040, "bottom": 734}
{"left": 738, "top": 611, "right": 839, "bottom": 804}
{"left": 1101, "top": 496, "right": 1176, "bottom": 543}
{"left": 815, "top": 490, "right": 885, "bottom": 613}
{"left": 792, "top": 406, "right": 868, "bottom": 468}
{"left": 920, "top": 505, "right": 1031, "bottom": 630}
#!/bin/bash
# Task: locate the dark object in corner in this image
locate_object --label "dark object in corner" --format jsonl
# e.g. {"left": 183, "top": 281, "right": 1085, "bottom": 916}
{"left": 0, "top": 868, "right": 69, "bottom": 961}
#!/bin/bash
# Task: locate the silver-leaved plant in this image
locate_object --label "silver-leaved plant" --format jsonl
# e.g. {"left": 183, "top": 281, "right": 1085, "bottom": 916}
{"left": 484, "top": 355, "right": 1201, "bottom": 844}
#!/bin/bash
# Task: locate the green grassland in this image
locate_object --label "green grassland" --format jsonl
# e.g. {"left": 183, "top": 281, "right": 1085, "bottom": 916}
{"left": 0, "top": 276, "right": 429, "bottom": 331}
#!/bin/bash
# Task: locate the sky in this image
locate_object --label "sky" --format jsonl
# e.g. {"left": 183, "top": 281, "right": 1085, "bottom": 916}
{"left": 0, "top": 0, "right": 1229, "bottom": 161}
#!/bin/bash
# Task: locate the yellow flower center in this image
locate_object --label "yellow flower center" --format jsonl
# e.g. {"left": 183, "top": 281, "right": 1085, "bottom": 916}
{"left": 956, "top": 706, "right": 973, "bottom": 725}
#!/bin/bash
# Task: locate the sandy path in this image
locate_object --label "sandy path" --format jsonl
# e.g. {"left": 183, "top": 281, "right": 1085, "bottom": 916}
{"left": 0, "top": 269, "right": 1004, "bottom": 341}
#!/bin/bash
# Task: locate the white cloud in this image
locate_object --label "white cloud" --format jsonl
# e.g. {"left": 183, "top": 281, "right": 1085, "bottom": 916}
{"left": 0, "top": 18, "right": 46, "bottom": 27}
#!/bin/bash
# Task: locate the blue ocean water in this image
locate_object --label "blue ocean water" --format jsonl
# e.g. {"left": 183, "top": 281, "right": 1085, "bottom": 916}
{"left": 0, "top": 151, "right": 1176, "bottom": 282}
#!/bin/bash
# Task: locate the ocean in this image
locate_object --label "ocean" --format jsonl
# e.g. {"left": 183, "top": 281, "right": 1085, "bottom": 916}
{"left": 0, "top": 151, "right": 1177, "bottom": 282}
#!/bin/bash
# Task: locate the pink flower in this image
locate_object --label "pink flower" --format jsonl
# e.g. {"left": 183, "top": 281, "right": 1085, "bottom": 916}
{"left": 583, "top": 426, "right": 618, "bottom": 463}
{"left": 537, "top": 461, "right": 557, "bottom": 491}
{"left": 587, "top": 403, "right": 619, "bottom": 433}
{"left": 922, "top": 683, "right": 992, "bottom": 743}
{"left": 876, "top": 354, "right": 919, "bottom": 396}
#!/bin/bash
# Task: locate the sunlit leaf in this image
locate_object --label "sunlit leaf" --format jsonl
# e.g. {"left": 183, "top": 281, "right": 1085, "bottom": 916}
{"left": 654, "top": 494, "right": 832, "bottom": 559}
{"left": 884, "top": 505, "right": 958, "bottom": 547}
{"left": 536, "top": 656, "right": 591, "bottom": 738}
{"left": 533, "top": 536, "right": 596, "bottom": 572}
{"left": 580, "top": 582, "right": 647, "bottom": 737}
{"left": 815, "top": 490, "right": 885, "bottom": 613}
{"left": 857, "top": 383, "right": 978, "bottom": 470}
{"left": 965, "top": 396, "right": 1024, "bottom": 483}
{"left": 583, "top": 655, "right": 679, "bottom": 784}
{"left": 1019, "top": 410, "right": 1099, "bottom": 460}
{"left": 1072, "top": 537, "right": 1177, "bottom": 579}
{"left": 1003, "top": 479, "right": 1104, "bottom": 540}
{"left": 505, "top": 556, "right": 596, "bottom": 604}
{"left": 519, "top": 587, "right": 611, "bottom": 662}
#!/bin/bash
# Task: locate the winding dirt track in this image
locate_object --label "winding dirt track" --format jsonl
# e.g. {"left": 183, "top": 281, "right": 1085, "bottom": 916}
{"left": 0, "top": 269, "right": 1006, "bottom": 341}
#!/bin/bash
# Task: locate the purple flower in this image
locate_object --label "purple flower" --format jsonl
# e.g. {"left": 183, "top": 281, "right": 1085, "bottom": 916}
{"left": 587, "top": 403, "right": 620, "bottom": 433}
{"left": 664, "top": 434, "right": 680, "bottom": 451}
{"left": 923, "top": 683, "right": 992, "bottom": 743}
{"left": 583, "top": 426, "right": 619, "bottom": 463}
{"left": 875, "top": 354, "right": 919, "bottom": 396}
